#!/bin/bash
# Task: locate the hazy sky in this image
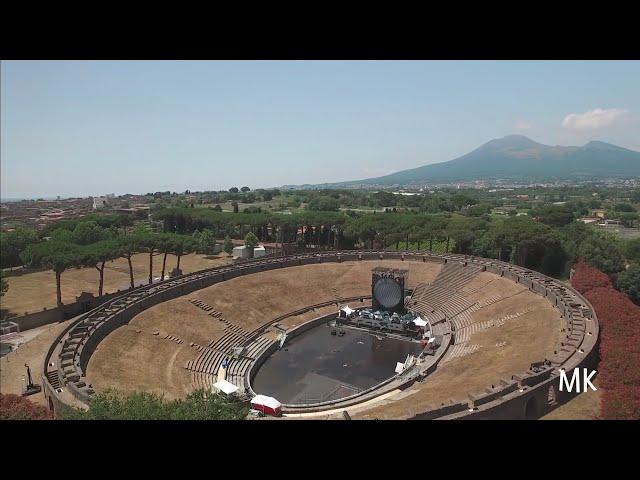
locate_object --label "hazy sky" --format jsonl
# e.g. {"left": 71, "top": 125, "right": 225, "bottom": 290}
{"left": 2, "top": 60, "right": 639, "bottom": 198}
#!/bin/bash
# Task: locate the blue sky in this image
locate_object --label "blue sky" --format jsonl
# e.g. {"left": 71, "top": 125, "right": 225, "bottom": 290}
{"left": 2, "top": 60, "right": 639, "bottom": 198}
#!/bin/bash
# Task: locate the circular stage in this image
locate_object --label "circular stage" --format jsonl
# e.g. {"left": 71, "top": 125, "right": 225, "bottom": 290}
{"left": 251, "top": 322, "right": 423, "bottom": 405}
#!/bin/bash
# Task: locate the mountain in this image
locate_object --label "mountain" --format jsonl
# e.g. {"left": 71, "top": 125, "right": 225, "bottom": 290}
{"left": 315, "top": 135, "right": 640, "bottom": 187}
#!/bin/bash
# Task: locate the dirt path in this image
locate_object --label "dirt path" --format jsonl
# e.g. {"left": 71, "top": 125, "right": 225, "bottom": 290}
{"left": 165, "top": 345, "right": 183, "bottom": 392}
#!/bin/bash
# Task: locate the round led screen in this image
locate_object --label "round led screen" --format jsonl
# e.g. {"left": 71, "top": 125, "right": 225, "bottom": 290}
{"left": 373, "top": 278, "right": 402, "bottom": 309}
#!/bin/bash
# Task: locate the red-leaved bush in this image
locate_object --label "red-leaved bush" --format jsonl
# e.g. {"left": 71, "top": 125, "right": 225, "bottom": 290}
{"left": 600, "top": 386, "right": 640, "bottom": 420}
{"left": 0, "top": 393, "right": 53, "bottom": 420}
{"left": 571, "top": 261, "right": 640, "bottom": 420}
{"left": 571, "top": 260, "right": 612, "bottom": 294}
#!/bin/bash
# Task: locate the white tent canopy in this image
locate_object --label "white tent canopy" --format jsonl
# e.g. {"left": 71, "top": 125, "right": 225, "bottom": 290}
{"left": 341, "top": 305, "right": 355, "bottom": 315}
{"left": 212, "top": 379, "right": 239, "bottom": 395}
{"left": 413, "top": 317, "right": 428, "bottom": 327}
{"left": 395, "top": 362, "right": 405, "bottom": 374}
{"left": 251, "top": 394, "right": 282, "bottom": 409}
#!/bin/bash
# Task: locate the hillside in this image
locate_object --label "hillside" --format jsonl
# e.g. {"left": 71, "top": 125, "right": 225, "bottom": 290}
{"left": 310, "top": 135, "right": 640, "bottom": 187}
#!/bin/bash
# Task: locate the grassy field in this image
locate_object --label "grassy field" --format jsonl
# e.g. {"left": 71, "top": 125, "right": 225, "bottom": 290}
{"left": 195, "top": 194, "right": 301, "bottom": 213}
{"left": 1, "top": 252, "right": 232, "bottom": 316}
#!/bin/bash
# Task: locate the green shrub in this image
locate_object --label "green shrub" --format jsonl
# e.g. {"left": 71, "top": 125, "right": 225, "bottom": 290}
{"left": 63, "top": 388, "right": 250, "bottom": 420}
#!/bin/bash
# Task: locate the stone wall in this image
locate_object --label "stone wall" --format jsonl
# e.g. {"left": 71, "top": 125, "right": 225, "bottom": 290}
{"left": 5, "top": 288, "right": 135, "bottom": 332}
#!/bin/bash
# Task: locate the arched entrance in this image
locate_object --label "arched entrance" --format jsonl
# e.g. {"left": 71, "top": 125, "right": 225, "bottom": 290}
{"left": 525, "top": 396, "right": 539, "bottom": 420}
{"left": 48, "top": 397, "right": 55, "bottom": 417}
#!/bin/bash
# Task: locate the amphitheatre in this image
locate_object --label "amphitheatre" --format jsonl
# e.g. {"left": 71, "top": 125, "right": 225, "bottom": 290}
{"left": 15, "top": 250, "right": 599, "bottom": 420}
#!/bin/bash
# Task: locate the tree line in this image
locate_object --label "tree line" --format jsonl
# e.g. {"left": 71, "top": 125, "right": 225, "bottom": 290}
{"left": 19, "top": 222, "right": 200, "bottom": 306}
{"left": 155, "top": 207, "right": 637, "bottom": 281}
{"left": 3, "top": 207, "right": 638, "bottom": 307}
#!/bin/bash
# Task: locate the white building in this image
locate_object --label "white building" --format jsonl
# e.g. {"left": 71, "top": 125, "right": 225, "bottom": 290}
{"left": 232, "top": 244, "right": 266, "bottom": 259}
{"left": 232, "top": 246, "right": 250, "bottom": 259}
{"left": 92, "top": 197, "right": 108, "bottom": 209}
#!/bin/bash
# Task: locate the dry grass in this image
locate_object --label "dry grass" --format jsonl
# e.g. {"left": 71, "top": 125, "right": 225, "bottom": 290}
{"left": 127, "top": 300, "right": 228, "bottom": 347}
{"left": 0, "top": 319, "right": 74, "bottom": 406}
{"left": 2, "top": 253, "right": 232, "bottom": 316}
{"left": 277, "top": 305, "right": 346, "bottom": 331}
{"left": 191, "top": 260, "right": 441, "bottom": 332}
{"left": 461, "top": 271, "right": 526, "bottom": 300}
{"left": 87, "top": 326, "right": 194, "bottom": 400}
{"left": 86, "top": 297, "right": 232, "bottom": 399}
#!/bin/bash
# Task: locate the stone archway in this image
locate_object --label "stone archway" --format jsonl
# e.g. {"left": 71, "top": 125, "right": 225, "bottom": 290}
{"left": 525, "top": 396, "right": 539, "bottom": 420}
{"left": 547, "top": 385, "right": 557, "bottom": 406}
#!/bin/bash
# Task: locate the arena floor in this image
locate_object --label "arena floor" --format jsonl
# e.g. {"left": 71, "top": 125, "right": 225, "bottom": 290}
{"left": 252, "top": 324, "right": 423, "bottom": 404}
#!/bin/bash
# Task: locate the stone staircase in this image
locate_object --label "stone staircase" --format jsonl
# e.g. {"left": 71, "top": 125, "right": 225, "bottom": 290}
{"left": 46, "top": 370, "right": 61, "bottom": 390}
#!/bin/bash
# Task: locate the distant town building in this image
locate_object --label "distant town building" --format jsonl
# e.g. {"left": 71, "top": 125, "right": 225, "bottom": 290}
{"left": 113, "top": 205, "right": 150, "bottom": 215}
{"left": 601, "top": 219, "right": 622, "bottom": 226}
{"left": 93, "top": 197, "right": 109, "bottom": 210}
{"left": 492, "top": 204, "right": 518, "bottom": 215}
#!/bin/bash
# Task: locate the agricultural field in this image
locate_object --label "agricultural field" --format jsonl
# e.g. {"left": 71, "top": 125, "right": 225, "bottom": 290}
{"left": 196, "top": 196, "right": 292, "bottom": 213}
